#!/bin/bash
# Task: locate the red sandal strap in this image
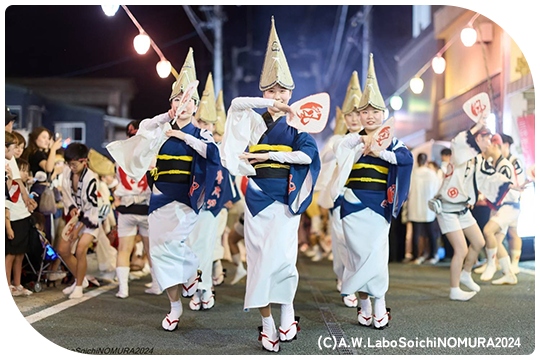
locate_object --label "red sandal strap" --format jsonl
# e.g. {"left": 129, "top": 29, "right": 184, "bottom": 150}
{"left": 258, "top": 328, "right": 279, "bottom": 346}
{"left": 374, "top": 312, "right": 390, "bottom": 323}
{"left": 165, "top": 315, "right": 179, "bottom": 326}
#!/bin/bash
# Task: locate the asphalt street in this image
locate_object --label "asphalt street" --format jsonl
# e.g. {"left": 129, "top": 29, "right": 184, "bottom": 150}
{"left": 16, "top": 257, "right": 535, "bottom": 355}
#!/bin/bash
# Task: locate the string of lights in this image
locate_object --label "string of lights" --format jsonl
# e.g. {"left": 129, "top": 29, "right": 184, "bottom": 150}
{"left": 101, "top": 5, "right": 487, "bottom": 125}
{"left": 101, "top": 5, "right": 178, "bottom": 80}
{"left": 386, "top": 12, "right": 482, "bottom": 111}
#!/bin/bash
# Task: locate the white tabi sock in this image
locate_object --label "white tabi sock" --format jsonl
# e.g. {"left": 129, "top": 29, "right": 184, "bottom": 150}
{"left": 63, "top": 280, "right": 77, "bottom": 295}
{"left": 149, "top": 266, "right": 160, "bottom": 288}
{"left": 492, "top": 256, "right": 518, "bottom": 285}
{"left": 116, "top": 267, "right": 130, "bottom": 296}
{"left": 262, "top": 315, "right": 276, "bottom": 336}
{"left": 373, "top": 297, "right": 386, "bottom": 318}
{"left": 170, "top": 300, "right": 183, "bottom": 319}
{"left": 232, "top": 254, "right": 244, "bottom": 269}
{"left": 449, "top": 287, "right": 476, "bottom": 301}
{"left": 485, "top": 247, "right": 498, "bottom": 265}
{"left": 280, "top": 303, "right": 295, "bottom": 328}
{"left": 481, "top": 247, "right": 498, "bottom": 281}
{"left": 359, "top": 297, "right": 372, "bottom": 315}
{"left": 510, "top": 250, "right": 521, "bottom": 267}
{"left": 69, "top": 286, "right": 84, "bottom": 299}
{"left": 145, "top": 266, "right": 162, "bottom": 294}
{"left": 460, "top": 269, "right": 480, "bottom": 292}
{"left": 499, "top": 256, "right": 514, "bottom": 275}
{"left": 134, "top": 241, "right": 144, "bottom": 257}
{"left": 213, "top": 260, "right": 223, "bottom": 278}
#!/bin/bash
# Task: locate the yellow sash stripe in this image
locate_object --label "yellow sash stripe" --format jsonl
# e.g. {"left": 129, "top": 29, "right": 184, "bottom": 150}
{"left": 346, "top": 177, "right": 387, "bottom": 185}
{"left": 249, "top": 144, "right": 293, "bottom": 153}
{"left": 150, "top": 168, "right": 191, "bottom": 180}
{"left": 156, "top": 155, "right": 193, "bottom": 161}
{"left": 253, "top": 163, "right": 291, "bottom": 170}
{"left": 351, "top": 163, "right": 389, "bottom": 174}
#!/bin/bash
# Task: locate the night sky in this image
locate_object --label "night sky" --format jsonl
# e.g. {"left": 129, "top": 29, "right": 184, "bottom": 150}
{"left": 5, "top": 5, "right": 413, "bottom": 125}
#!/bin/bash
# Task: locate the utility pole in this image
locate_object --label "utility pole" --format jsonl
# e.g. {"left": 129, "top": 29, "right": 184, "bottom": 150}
{"left": 197, "top": 5, "right": 226, "bottom": 94}
{"left": 361, "top": 5, "right": 372, "bottom": 83}
{"left": 213, "top": 5, "right": 224, "bottom": 94}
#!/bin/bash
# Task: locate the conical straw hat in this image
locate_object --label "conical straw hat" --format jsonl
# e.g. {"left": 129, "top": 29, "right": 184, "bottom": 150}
{"left": 259, "top": 16, "right": 295, "bottom": 91}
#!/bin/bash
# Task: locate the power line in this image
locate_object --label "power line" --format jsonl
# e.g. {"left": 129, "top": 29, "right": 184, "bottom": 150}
{"left": 182, "top": 5, "right": 214, "bottom": 53}
{"left": 323, "top": 5, "right": 349, "bottom": 87}
{"left": 58, "top": 31, "right": 199, "bottom": 78}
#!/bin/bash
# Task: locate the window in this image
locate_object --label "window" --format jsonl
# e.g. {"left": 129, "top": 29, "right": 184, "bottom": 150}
{"left": 27, "top": 105, "right": 44, "bottom": 130}
{"left": 412, "top": 5, "right": 431, "bottom": 38}
{"left": 54, "top": 122, "right": 86, "bottom": 145}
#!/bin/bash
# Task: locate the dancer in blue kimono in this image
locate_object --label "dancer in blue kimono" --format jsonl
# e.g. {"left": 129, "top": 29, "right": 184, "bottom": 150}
{"left": 107, "top": 48, "right": 220, "bottom": 331}
{"left": 317, "top": 71, "right": 363, "bottom": 309}
{"left": 186, "top": 73, "right": 236, "bottom": 311}
{"left": 220, "top": 17, "right": 320, "bottom": 352}
{"left": 330, "top": 54, "right": 413, "bottom": 329}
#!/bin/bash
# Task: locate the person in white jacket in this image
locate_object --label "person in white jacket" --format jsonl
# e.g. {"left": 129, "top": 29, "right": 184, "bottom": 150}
{"left": 501, "top": 134, "right": 527, "bottom": 274}
{"left": 58, "top": 143, "right": 99, "bottom": 299}
{"left": 407, "top": 153, "right": 441, "bottom": 264}
{"left": 479, "top": 134, "right": 524, "bottom": 285}
{"left": 433, "top": 117, "right": 516, "bottom": 301}
{"left": 112, "top": 121, "right": 156, "bottom": 299}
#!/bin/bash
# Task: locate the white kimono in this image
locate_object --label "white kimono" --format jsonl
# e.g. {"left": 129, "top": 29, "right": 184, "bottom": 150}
{"left": 221, "top": 97, "right": 316, "bottom": 310}
{"left": 329, "top": 133, "right": 413, "bottom": 298}
{"left": 186, "top": 209, "right": 220, "bottom": 293}
{"left": 317, "top": 134, "right": 349, "bottom": 281}
{"left": 212, "top": 208, "right": 228, "bottom": 262}
{"left": 107, "top": 113, "right": 214, "bottom": 291}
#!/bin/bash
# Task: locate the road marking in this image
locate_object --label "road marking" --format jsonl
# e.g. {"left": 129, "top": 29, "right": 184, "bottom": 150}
{"left": 25, "top": 284, "right": 117, "bottom": 325}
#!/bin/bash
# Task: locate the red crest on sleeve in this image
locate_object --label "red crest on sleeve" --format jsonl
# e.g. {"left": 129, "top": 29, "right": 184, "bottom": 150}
{"left": 288, "top": 174, "right": 296, "bottom": 194}
{"left": 387, "top": 184, "right": 395, "bottom": 204}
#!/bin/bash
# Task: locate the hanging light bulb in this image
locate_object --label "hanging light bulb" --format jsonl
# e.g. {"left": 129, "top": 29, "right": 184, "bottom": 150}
{"left": 431, "top": 56, "right": 446, "bottom": 74}
{"left": 156, "top": 60, "right": 172, "bottom": 78}
{"left": 133, "top": 32, "right": 151, "bottom": 55}
{"left": 461, "top": 27, "right": 477, "bottom": 47}
{"left": 390, "top": 95, "right": 403, "bottom": 111}
{"left": 410, "top": 77, "right": 424, "bottom": 94}
{"left": 101, "top": 5, "right": 120, "bottom": 17}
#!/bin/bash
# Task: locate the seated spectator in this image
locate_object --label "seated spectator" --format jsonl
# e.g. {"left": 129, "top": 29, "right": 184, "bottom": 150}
{"left": 57, "top": 143, "right": 99, "bottom": 299}
{"left": 31, "top": 211, "right": 46, "bottom": 234}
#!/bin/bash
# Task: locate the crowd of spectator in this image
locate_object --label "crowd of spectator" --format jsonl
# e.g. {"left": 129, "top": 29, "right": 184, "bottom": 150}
{"left": 5, "top": 107, "right": 142, "bottom": 298}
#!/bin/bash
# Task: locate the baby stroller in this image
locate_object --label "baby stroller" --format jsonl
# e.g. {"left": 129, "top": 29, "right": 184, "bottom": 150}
{"left": 22, "top": 222, "right": 71, "bottom": 293}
